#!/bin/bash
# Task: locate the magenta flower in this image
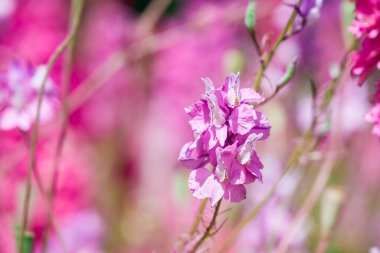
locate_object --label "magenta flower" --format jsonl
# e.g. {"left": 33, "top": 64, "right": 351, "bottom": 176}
{"left": 350, "top": 0, "right": 380, "bottom": 86}
{"left": 365, "top": 103, "right": 380, "bottom": 137}
{"left": 179, "top": 73, "right": 270, "bottom": 206}
{"left": 0, "top": 60, "right": 58, "bottom": 131}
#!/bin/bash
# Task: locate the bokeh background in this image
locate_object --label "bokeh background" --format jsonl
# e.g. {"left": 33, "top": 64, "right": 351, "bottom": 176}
{"left": 0, "top": 0, "right": 379, "bottom": 252}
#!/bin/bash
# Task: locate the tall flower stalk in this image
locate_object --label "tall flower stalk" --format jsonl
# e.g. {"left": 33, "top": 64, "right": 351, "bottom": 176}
{"left": 41, "top": 0, "right": 84, "bottom": 251}
{"left": 217, "top": 40, "right": 357, "bottom": 253}
{"left": 18, "top": 1, "right": 84, "bottom": 252}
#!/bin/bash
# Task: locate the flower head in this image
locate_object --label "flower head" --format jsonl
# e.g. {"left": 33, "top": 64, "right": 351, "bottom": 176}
{"left": 179, "top": 73, "right": 270, "bottom": 206}
{"left": 0, "top": 60, "right": 58, "bottom": 131}
{"left": 350, "top": 0, "right": 380, "bottom": 86}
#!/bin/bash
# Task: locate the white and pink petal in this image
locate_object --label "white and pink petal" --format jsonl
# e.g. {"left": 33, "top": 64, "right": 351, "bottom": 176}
{"left": 188, "top": 168, "right": 224, "bottom": 207}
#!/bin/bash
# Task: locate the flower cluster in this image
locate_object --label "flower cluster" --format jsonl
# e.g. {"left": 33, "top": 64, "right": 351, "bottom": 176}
{"left": 365, "top": 103, "right": 380, "bottom": 137}
{"left": 350, "top": 0, "right": 380, "bottom": 86}
{"left": 350, "top": 0, "right": 380, "bottom": 137}
{"left": 179, "top": 73, "right": 270, "bottom": 206}
{"left": 0, "top": 60, "right": 58, "bottom": 131}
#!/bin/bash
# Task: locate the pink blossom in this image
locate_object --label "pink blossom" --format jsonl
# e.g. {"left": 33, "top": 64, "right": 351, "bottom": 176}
{"left": 350, "top": 0, "right": 380, "bottom": 86}
{"left": 0, "top": 60, "right": 58, "bottom": 131}
{"left": 179, "top": 73, "right": 270, "bottom": 206}
{"left": 365, "top": 103, "right": 380, "bottom": 137}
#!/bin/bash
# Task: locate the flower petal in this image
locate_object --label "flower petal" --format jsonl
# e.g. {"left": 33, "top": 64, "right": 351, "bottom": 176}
{"left": 215, "top": 125, "right": 227, "bottom": 146}
{"left": 237, "top": 132, "right": 262, "bottom": 165}
{"left": 188, "top": 168, "right": 224, "bottom": 207}
{"left": 206, "top": 93, "right": 225, "bottom": 127}
{"left": 229, "top": 161, "right": 256, "bottom": 185}
{"left": 245, "top": 151, "right": 264, "bottom": 182}
{"left": 226, "top": 73, "right": 240, "bottom": 107}
{"left": 185, "top": 100, "right": 210, "bottom": 134}
{"left": 223, "top": 184, "right": 246, "bottom": 203}
{"left": 202, "top": 77, "right": 215, "bottom": 95}
{"left": 178, "top": 136, "right": 208, "bottom": 169}
{"left": 229, "top": 104, "right": 256, "bottom": 135}
{"left": 240, "top": 88, "right": 265, "bottom": 104}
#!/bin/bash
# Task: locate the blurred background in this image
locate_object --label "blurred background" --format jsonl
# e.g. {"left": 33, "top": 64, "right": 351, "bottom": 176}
{"left": 0, "top": 0, "right": 379, "bottom": 252}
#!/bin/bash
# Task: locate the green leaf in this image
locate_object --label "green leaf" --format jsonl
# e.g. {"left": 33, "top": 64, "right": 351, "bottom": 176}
{"left": 341, "top": 1, "right": 355, "bottom": 47}
{"left": 245, "top": 0, "right": 256, "bottom": 32}
{"left": 277, "top": 57, "right": 298, "bottom": 88}
{"left": 309, "top": 77, "right": 318, "bottom": 100}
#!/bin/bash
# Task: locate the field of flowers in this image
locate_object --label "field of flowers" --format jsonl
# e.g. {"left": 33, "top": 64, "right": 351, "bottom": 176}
{"left": 1, "top": 0, "right": 380, "bottom": 252}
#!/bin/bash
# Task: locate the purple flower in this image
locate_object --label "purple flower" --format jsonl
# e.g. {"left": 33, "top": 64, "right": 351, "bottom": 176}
{"left": 0, "top": 60, "right": 59, "bottom": 131}
{"left": 350, "top": 0, "right": 380, "bottom": 86}
{"left": 179, "top": 73, "right": 270, "bottom": 206}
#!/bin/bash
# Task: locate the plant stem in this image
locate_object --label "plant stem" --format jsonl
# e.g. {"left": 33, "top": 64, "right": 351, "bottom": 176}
{"left": 253, "top": 0, "right": 303, "bottom": 91}
{"left": 189, "top": 199, "right": 208, "bottom": 236}
{"left": 217, "top": 128, "right": 315, "bottom": 253}
{"left": 68, "top": 4, "right": 246, "bottom": 113}
{"left": 275, "top": 150, "right": 337, "bottom": 253}
{"left": 217, "top": 41, "right": 355, "bottom": 253}
{"left": 41, "top": 1, "right": 83, "bottom": 252}
{"left": 190, "top": 200, "right": 222, "bottom": 253}
{"left": 18, "top": 1, "right": 84, "bottom": 253}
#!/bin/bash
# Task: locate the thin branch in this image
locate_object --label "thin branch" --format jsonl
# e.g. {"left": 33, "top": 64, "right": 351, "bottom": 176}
{"left": 253, "top": 0, "right": 303, "bottom": 91}
{"left": 275, "top": 150, "right": 337, "bottom": 253}
{"left": 189, "top": 200, "right": 222, "bottom": 253}
{"left": 41, "top": 0, "right": 84, "bottom": 252}
{"left": 217, "top": 41, "right": 355, "bottom": 253}
{"left": 68, "top": 4, "right": 247, "bottom": 113}
{"left": 18, "top": 1, "right": 84, "bottom": 252}
{"left": 137, "top": 0, "right": 172, "bottom": 35}
{"left": 217, "top": 127, "right": 316, "bottom": 253}
{"left": 189, "top": 199, "right": 208, "bottom": 236}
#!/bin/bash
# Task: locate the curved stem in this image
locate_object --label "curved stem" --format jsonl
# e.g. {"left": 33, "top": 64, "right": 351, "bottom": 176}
{"left": 253, "top": 0, "right": 303, "bottom": 91}
{"left": 189, "top": 199, "right": 208, "bottom": 236}
{"left": 41, "top": 1, "right": 83, "bottom": 252}
{"left": 217, "top": 128, "right": 315, "bottom": 253}
{"left": 190, "top": 200, "right": 222, "bottom": 253}
{"left": 18, "top": 1, "right": 84, "bottom": 253}
{"left": 275, "top": 151, "right": 336, "bottom": 253}
{"left": 217, "top": 41, "right": 355, "bottom": 253}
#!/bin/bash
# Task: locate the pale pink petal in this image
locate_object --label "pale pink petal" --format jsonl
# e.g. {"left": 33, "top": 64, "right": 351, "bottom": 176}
{"left": 185, "top": 100, "right": 210, "bottom": 134}
{"left": 178, "top": 136, "right": 208, "bottom": 169}
{"left": 188, "top": 168, "right": 224, "bottom": 207}
{"left": 240, "top": 88, "right": 265, "bottom": 104}
{"left": 201, "top": 77, "right": 215, "bottom": 94}
{"left": 226, "top": 73, "right": 240, "bottom": 107}
{"left": 237, "top": 133, "right": 263, "bottom": 165}
{"left": 215, "top": 125, "right": 227, "bottom": 146}
{"left": 245, "top": 151, "right": 264, "bottom": 182}
{"left": 223, "top": 184, "right": 246, "bottom": 203}
{"left": 229, "top": 104, "right": 256, "bottom": 135}
{"left": 203, "top": 128, "right": 218, "bottom": 150}
{"left": 206, "top": 93, "right": 225, "bottom": 127}
{"left": 229, "top": 161, "right": 255, "bottom": 185}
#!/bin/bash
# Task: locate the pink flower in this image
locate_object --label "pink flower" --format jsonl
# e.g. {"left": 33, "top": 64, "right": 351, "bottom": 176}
{"left": 350, "top": 0, "right": 380, "bottom": 86}
{"left": 179, "top": 73, "right": 270, "bottom": 206}
{"left": 0, "top": 60, "right": 58, "bottom": 131}
{"left": 365, "top": 103, "right": 380, "bottom": 137}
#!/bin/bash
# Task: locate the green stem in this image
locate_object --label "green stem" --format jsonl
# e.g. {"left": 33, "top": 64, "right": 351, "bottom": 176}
{"left": 190, "top": 200, "right": 222, "bottom": 253}
{"left": 17, "top": 230, "right": 34, "bottom": 253}
{"left": 217, "top": 41, "right": 356, "bottom": 253}
{"left": 253, "top": 0, "right": 303, "bottom": 91}
{"left": 42, "top": 1, "right": 83, "bottom": 252}
{"left": 18, "top": 1, "right": 84, "bottom": 253}
{"left": 217, "top": 128, "right": 315, "bottom": 253}
{"left": 189, "top": 199, "right": 208, "bottom": 236}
